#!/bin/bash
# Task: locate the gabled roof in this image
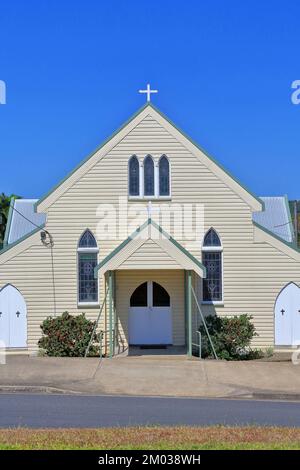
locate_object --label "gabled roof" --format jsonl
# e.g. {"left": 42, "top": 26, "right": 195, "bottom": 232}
{"left": 252, "top": 196, "right": 294, "bottom": 244}
{"left": 4, "top": 199, "right": 46, "bottom": 246}
{"left": 35, "top": 103, "right": 263, "bottom": 213}
{"left": 94, "top": 218, "right": 206, "bottom": 278}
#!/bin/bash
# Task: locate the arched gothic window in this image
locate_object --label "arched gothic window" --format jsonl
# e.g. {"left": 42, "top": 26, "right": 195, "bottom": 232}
{"left": 128, "top": 154, "right": 171, "bottom": 198}
{"left": 129, "top": 156, "right": 140, "bottom": 196}
{"left": 78, "top": 230, "right": 98, "bottom": 303}
{"left": 144, "top": 155, "right": 155, "bottom": 196}
{"left": 159, "top": 155, "right": 170, "bottom": 196}
{"left": 202, "top": 229, "right": 223, "bottom": 302}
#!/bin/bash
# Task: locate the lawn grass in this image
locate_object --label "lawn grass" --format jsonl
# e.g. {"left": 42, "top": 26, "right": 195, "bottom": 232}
{"left": 1, "top": 426, "right": 300, "bottom": 450}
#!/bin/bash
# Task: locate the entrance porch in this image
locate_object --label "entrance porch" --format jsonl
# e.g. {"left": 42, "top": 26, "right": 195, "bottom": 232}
{"left": 95, "top": 218, "right": 206, "bottom": 357}
{"left": 94, "top": 218, "right": 206, "bottom": 358}
{"left": 118, "top": 269, "right": 184, "bottom": 351}
{"left": 103, "top": 269, "right": 196, "bottom": 357}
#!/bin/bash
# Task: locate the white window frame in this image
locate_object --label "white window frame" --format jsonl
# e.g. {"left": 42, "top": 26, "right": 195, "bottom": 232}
{"left": 201, "top": 229, "right": 224, "bottom": 305}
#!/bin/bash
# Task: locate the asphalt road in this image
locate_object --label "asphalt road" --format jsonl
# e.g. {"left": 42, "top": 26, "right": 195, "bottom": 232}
{"left": 0, "top": 394, "right": 300, "bottom": 428}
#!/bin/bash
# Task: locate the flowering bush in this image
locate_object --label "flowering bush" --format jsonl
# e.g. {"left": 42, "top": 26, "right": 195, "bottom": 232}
{"left": 199, "top": 314, "right": 263, "bottom": 360}
{"left": 38, "top": 311, "right": 99, "bottom": 357}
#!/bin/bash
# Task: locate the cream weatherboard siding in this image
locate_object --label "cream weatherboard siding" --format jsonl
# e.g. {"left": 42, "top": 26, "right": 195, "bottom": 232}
{"left": 0, "top": 232, "right": 55, "bottom": 350}
{"left": 117, "top": 239, "right": 182, "bottom": 270}
{"left": 116, "top": 270, "right": 185, "bottom": 347}
{"left": 196, "top": 242, "right": 300, "bottom": 348}
{"left": 0, "top": 107, "right": 300, "bottom": 351}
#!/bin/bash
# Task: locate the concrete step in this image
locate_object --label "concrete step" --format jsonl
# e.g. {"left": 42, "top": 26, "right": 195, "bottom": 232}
{"left": 2, "top": 348, "right": 30, "bottom": 356}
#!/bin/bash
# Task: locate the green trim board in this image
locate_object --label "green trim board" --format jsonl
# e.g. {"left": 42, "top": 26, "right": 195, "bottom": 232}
{"left": 112, "top": 270, "right": 117, "bottom": 351}
{"left": 150, "top": 219, "right": 206, "bottom": 272}
{"left": 108, "top": 270, "right": 113, "bottom": 359}
{"left": 186, "top": 270, "right": 192, "bottom": 358}
{"left": 34, "top": 102, "right": 264, "bottom": 213}
{"left": 253, "top": 220, "right": 300, "bottom": 254}
{"left": 0, "top": 223, "right": 46, "bottom": 257}
{"left": 3, "top": 198, "right": 15, "bottom": 246}
{"left": 184, "top": 270, "right": 187, "bottom": 346}
{"left": 94, "top": 217, "right": 206, "bottom": 278}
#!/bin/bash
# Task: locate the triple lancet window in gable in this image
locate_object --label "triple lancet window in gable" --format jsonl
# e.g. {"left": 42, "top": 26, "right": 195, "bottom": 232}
{"left": 202, "top": 228, "right": 223, "bottom": 303}
{"left": 129, "top": 155, "right": 140, "bottom": 196}
{"left": 78, "top": 230, "right": 99, "bottom": 304}
{"left": 128, "top": 155, "right": 170, "bottom": 198}
{"left": 144, "top": 155, "right": 155, "bottom": 196}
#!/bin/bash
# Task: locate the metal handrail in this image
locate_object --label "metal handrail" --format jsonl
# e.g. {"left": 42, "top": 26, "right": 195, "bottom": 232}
{"left": 191, "top": 285, "right": 218, "bottom": 360}
{"left": 192, "top": 331, "right": 202, "bottom": 359}
{"left": 84, "top": 287, "right": 108, "bottom": 357}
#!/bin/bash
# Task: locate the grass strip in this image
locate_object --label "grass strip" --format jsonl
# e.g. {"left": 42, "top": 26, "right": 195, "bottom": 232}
{"left": 1, "top": 426, "right": 300, "bottom": 450}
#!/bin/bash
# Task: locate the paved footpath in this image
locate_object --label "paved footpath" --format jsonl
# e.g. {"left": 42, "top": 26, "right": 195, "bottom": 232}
{"left": 2, "top": 355, "right": 300, "bottom": 399}
{"left": 0, "top": 394, "right": 300, "bottom": 428}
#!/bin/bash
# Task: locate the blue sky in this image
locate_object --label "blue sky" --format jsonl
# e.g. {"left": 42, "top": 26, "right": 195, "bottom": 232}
{"left": 0, "top": 0, "right": 300, "bottom": 199}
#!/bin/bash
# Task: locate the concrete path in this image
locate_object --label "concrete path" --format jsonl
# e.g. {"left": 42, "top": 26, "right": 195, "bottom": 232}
{"left": 1, "top": 354, "right": 300, "bottom": 399}
{"left": 1, "top": 394, "right": 300, "bottom": 428}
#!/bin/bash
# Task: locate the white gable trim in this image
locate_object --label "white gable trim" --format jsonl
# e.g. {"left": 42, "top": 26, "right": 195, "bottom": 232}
{"left": 35, "top": 104, "right": 263, "bottom": 213}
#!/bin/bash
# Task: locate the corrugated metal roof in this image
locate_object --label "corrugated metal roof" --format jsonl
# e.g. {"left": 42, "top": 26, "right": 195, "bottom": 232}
{"left": 7, "top": 199, "right": 46, "bottom": 245}
{"left": 253, "top": 196, "right": 294, "bottom": 243}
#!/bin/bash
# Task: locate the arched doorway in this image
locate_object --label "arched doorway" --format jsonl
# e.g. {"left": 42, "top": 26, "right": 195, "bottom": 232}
{"left": 275, "top": 282, "right": 300, "bottom": 346}
{"left": 0, "top": 284, "right": 27, "bottom": 348}
{"left": 129, "top": 281, "right": 172, "bottom": 345}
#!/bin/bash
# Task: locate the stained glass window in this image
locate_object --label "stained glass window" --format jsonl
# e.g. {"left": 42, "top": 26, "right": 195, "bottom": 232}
{"left": 144, "top": 155, "right": 154, "bottom": 196}
{"left": 78, "top": 230, "right": 98, "bottom": 303}
{"left": 78, "top": 229, "right": 97, "bottom": 248}
{"left": 202, "top": 229, "right": 222, "bottom": 301}
{"left": 202, "top": 252, "right": 222, "bottom": 301}
{"left": 159, "top": 156, "right": 170, "bottom": 196}
{"left": 203, "top": 228, "right": 221, "bottom": 247}
{"left": 129, "top": 156, "right": 140, "bottom": 196}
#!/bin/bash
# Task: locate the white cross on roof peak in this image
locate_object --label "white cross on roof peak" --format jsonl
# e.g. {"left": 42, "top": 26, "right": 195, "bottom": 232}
{"left": 139, "top": 83, "right": 158, "bottom": 102}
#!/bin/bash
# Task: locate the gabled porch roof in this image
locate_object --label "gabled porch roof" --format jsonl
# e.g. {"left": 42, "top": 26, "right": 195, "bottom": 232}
{"left": 94, "top": 218, "right": 206, "bottom": 278}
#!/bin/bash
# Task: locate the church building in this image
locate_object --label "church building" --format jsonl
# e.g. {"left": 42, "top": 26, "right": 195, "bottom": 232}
{"left": 1, "top": 95, "right": 300, "bottom": 355}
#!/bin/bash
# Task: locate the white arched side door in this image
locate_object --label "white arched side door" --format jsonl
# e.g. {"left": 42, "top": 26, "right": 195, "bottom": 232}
{"left": 292, "top": 286, "right": 300, "bottom": 345}
{"left": 0, "top": 286, "right": 10, "bottom": 346}
{"left": 275, "top": 282, "right": 300, "bottom": 346}
{"left": 0, "top": 285, "right": 27, "bottom": 348}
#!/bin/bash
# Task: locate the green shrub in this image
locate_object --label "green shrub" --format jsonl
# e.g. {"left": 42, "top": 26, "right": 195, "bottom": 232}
{"left": 265, "top": 347, "right": 274, "bottom": 358}
{"left": 38, "top": 311, "right": 99, "bottom": 357}
{"left": 199, "top": 314, "right": 263, "bottom": 360}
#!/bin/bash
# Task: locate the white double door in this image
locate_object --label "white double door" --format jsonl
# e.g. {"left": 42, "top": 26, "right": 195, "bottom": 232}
{"left": 129, "top": 281, "right": 172, "bottom": 345}
{"left": 0, "top": 285, "right": 27, "bottom": 348}
{"left": 275, "top": 282, "right": 300, "bottom": 346}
